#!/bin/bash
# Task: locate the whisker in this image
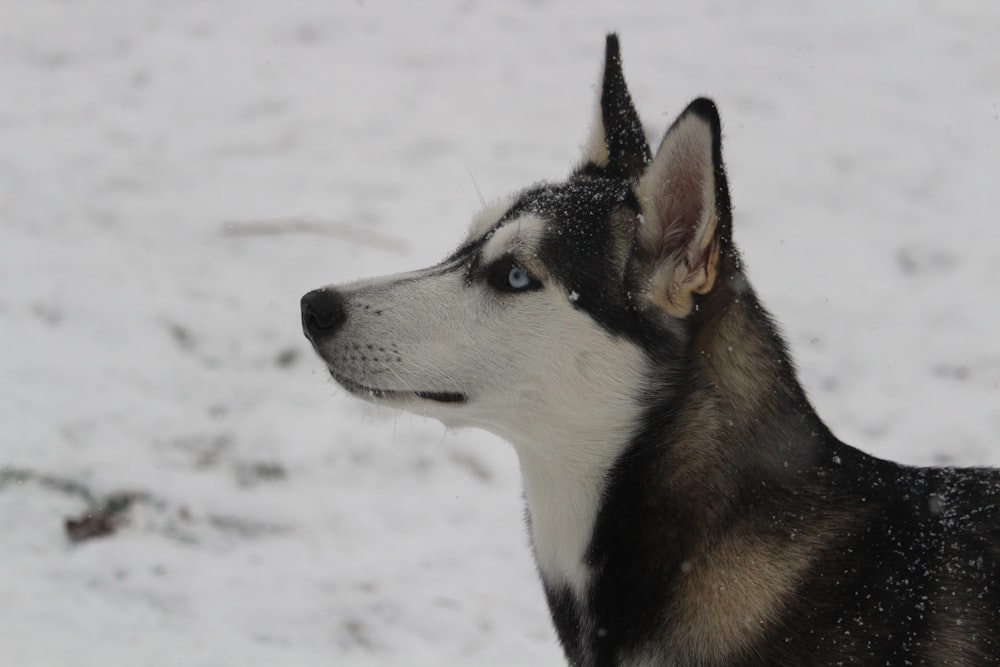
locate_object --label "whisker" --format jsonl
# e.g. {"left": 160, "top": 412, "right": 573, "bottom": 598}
{"left": 466, "top": 166, "right": 487, "bottom": 209}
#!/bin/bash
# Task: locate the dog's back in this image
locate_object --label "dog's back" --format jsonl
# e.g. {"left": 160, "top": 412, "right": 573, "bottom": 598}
{"left": 783, "top": 462, "right": 1000, "bottom": 664}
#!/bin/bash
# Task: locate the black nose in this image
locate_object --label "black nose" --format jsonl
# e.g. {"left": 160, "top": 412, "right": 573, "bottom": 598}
{"left": 301, "top": 288, "right": 347, "bottom": 342}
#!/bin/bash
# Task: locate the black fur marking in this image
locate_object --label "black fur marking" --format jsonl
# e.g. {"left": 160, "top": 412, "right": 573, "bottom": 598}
{"left": 413, "top": 390, "right": 466, "bottom": 404}
{"left": 544, "top": 584, "right": 586, "bottom": 667}
{"left": 444, "top": 176, "right": 670, "bottom": 351}
{"left": 468, "top": 175, "right": 679, "bottom": 355}
{"left": 591, "top": 34, "right": 652, "bottom": 181}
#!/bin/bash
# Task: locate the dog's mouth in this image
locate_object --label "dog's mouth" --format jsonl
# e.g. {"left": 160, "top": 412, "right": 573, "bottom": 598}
{"left": 328, "top": 368, "right": 466, "bottom": 405}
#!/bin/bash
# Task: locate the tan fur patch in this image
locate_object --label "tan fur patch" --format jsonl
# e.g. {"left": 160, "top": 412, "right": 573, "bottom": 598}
{"left": 649, "top": 288, "right": 829, "bottom": 663}
{"left": 928, "top": 592, "right": 991, "bottom": 665}
{"left": 667, "top": 529, "right": 816, "bottom": 664}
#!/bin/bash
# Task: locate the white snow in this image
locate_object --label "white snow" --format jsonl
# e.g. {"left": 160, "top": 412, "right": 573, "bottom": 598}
{"left": 2, "top": 1, "right": 999, "bottom": 665}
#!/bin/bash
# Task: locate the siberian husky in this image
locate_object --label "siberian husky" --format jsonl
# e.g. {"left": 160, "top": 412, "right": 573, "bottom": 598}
{"left": 302, "top": 34, "right": 1000, "bottom": 666}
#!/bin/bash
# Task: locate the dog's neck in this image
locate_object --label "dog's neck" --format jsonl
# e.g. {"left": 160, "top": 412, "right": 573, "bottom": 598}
{"left": 503, "top": 259, "right": 837, "bottom": 663}
{"left": 626, "top": 263, "right": 835, "bottom": 537}
{"left": 517, "top": 446, "right": 611, "bottom": 596}
{"left": 496, "top": 388, "right": 646, "bottom": 602}
{"left": 687, "top": 267, "right": 834, "bottom": 490}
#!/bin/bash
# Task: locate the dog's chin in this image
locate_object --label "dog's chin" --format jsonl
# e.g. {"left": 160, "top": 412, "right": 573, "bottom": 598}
{"left": 327, "top": 368, "right": 466, "bottom": 406}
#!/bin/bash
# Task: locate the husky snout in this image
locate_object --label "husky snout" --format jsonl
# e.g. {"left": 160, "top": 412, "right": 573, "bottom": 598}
{"left": 300, "top": 287, "right": 346, "bottom": 344}
{"left": 300, "top": 280, "right": 472, "bottom": 408}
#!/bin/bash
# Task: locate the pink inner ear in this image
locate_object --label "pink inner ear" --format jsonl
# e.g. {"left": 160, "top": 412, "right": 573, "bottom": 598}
{"left": 643, "top": 136, "right": 710, "bottom": 266}
{"left": 634, "top": 100, "right": 724, "bottom": 314}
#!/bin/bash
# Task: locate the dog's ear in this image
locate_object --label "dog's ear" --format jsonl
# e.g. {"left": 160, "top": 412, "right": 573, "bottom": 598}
{"left": 580, "top": 34, "right": 651, "bottom": 181}
{"left": 634, "top": 98, "right": 731, "bottom": 318}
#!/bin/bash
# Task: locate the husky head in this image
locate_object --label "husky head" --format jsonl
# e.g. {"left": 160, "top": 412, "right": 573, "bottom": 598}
{"left": 301, "top": 34, "right": 734, "bottom": 460}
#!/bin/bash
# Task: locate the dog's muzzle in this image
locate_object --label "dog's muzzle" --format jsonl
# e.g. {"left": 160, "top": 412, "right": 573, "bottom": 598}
{"left": 300, "top": 287, "right": 467, "bottom": 405}
{"left": 300, "top": 288, "right": 346, "bottom": 344}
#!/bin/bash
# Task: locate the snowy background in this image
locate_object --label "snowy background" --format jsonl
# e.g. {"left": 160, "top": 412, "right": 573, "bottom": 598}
{"left": 2, "top": 1, "right": 999, "bottom": 665}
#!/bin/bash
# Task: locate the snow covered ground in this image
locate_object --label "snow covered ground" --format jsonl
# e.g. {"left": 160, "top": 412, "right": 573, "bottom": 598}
{"left": 2, "top": 1, "right": 999, "bottom": 665}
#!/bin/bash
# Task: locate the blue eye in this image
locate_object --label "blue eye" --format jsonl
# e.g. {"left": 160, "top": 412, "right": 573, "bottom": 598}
{"left": 507, "top": 265, "right": 532, "bottom": 290}
{"left": 487, "top": 257, "right": 540, "bottom": 293}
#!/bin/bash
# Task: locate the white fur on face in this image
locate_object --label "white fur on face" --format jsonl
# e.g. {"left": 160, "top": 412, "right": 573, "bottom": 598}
{"left": 461, "top": 196, "right": 516, "bottom": 247}
{"left": 478, "top": 214, "right": 548, "bottom": 268}
{"left": 319, "top": 212, "right": 646, "bottom": 599}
